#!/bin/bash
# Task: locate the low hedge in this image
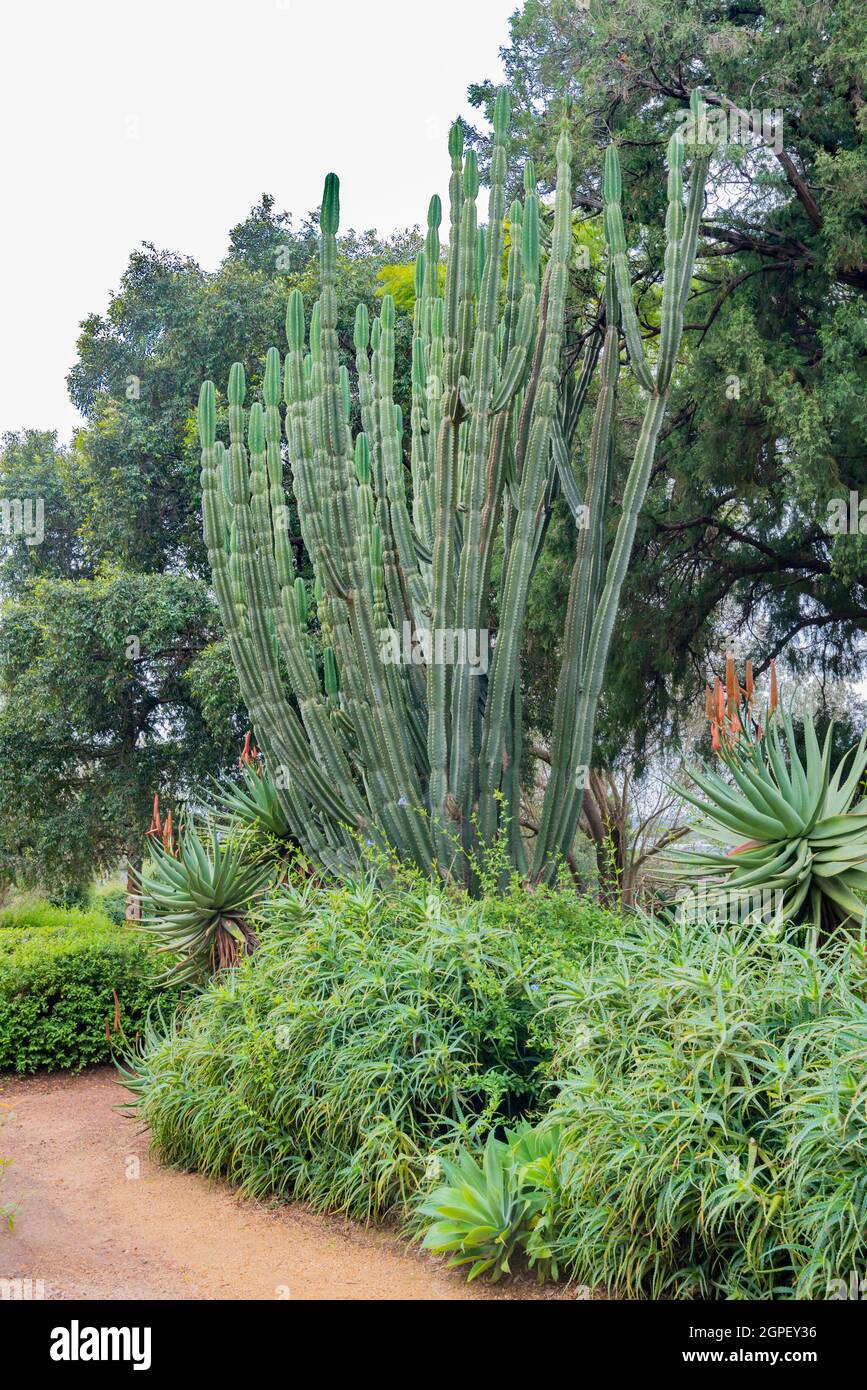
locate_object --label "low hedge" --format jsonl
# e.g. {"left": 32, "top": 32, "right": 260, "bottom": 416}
{"left": 0, "top": 903, "right": 166, "bottom": 1073}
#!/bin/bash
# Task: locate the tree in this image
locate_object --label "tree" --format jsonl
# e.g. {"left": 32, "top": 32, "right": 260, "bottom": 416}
{"left": 0, "top": 431, "right": 90, "bottom": 595}
{"left": 468, "top": 0, "right": 867, "bottom": 759}
{"left": 0, "top": 572, "right": 241, "bottom": 902}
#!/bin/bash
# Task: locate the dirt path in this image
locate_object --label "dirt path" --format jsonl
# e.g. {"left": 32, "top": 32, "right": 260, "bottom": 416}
{"left": 0, "top": 1068, "right": 568, "bottom": 1301}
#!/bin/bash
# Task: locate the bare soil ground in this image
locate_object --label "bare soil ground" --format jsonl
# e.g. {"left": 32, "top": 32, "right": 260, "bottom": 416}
{"left": 0, "top": 1067, "right": 571, "bottom": 1301}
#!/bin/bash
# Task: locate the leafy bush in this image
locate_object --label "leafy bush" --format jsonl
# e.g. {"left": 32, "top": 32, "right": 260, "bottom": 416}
{"left": 0, "top": 900, "right": 118, "bottom": 933}
{"left": 89, "top": 884, "right": 129, "bottom": 926}
{"left": 541, "top": 913, "right": 867, "bottom": 1298}
{"left": 0, "top": 905, "right": 167, "bottom": 1073}
{"left": 480, "top": 882, "right": 621, "bottom": 982}
{"left": 124, "top": 878, "right": 608, "bottom": 1220}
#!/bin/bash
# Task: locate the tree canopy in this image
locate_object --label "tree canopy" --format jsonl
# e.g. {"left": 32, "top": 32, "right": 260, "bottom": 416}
{"left": 469, "top": 0, "right": 867, "bottom": 760}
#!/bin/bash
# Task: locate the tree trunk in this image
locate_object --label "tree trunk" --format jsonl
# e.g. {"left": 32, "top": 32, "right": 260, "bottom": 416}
{"left": 125, "top": 856, "right": 141, "bottom": 922}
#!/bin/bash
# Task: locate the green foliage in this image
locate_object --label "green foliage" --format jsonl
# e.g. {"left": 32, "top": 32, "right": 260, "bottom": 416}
{"left": 542, "top": 913, "right": 867, "bottom": 1298}
{"left": 377, "top": 260, "right": 445, "bottom": 311}
{"left": 0, "top": 431, "right": 90, "bottom": 596}
{"left": 0, "top": 571, "right": 239, "bottom": 901}
{"left": 418, "top": 1121, "right": 562, "bottom": 1282}
{"left": 0, "top": 900, "right": 115, "bottom": 932}
{"left": 479, "top": 880, "right": 620, "bottom": 985}
{"left": 123, "top": 879, "right": 601, "bottom": 1219}
{"left": 0, "top": 905, "right": 166, "bottom": 1074}
{"left": 135, "top": 824, "right": 274, "bottom": 985}
{"left": 88, "top": 884, "right": 129, "bottom": 926}
{"left": 672, "top": 705, "right": 867, "bottom": 936}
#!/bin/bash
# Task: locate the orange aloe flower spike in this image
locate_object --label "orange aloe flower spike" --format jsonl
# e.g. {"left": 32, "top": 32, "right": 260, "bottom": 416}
{"left": 769, "top": 658, "right": 778, "bottom": 713}
{"left": 725, "top": 650, "right": 737, "bottom": 709}
{"left": 744, "top": 659, "right": 754, "bottom": 704}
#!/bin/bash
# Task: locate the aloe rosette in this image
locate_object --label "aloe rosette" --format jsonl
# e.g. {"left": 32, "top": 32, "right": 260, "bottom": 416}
{"left": 136, "top": 823, "right": 273, "bottom": 983}
{"left": 671, "top": 658, "right": 867, "bottom": 935}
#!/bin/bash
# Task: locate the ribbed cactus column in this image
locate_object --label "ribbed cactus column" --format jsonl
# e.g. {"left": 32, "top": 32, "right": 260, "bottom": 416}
{"left": 532, "top": 94, "right": 710, "bottom": 878}
{"left": 197, "top": 89, "right": 709, "bottom": 886}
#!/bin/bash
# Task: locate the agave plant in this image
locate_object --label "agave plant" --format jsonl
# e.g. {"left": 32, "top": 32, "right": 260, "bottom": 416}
{"left": 419, "top": 1122, "right": 561, "bottom": 1282}
{"left": 671, "top": 656, "right": 867, "bottom": 937}
{"left": 135, "top": 821, "right": 273, "bottom": 984}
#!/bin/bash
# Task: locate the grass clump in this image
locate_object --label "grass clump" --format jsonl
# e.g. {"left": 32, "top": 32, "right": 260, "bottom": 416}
{"left": 124, "top": 878, "right": 612, "bottom": 1220}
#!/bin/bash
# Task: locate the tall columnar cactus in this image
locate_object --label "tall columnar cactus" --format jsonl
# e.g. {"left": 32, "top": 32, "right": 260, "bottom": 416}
{"left": 198, "top": 91, "right": 709, "bottom": 885}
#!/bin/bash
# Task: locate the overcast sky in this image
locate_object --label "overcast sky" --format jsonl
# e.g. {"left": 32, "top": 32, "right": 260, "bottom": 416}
{"left": 0, "top": 0, "right": 514, "bottom": 441}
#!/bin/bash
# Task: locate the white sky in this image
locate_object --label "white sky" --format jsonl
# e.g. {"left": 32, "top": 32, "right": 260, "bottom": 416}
{"left": 0, "top": 0, "right": 514, "bottom": 441}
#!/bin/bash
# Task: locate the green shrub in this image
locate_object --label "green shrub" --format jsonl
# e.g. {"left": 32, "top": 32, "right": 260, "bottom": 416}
{"left": 89, "top": 885, "right": 129, "bottom": 926}
{"left": 540, "top": 913, "right": 867, "bottom": 1298}
{"left": 0, "top": 900, "right": 118, "bottom": 933}
{"left": 479, "top": 881, "right": 621, "bottom": 982}
{"left": 0, "top": 905, "right": 167, "bottom": 1074}
{"left": 124, "top": 878, "right": 607, "bottom": 1220}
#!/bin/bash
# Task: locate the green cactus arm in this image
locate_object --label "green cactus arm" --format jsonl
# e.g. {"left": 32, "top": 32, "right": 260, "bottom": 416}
{"left": 426, "top": 122, "right": 467, "bottom": 865}
{"left": 478, "top": 123, "right": 573, "bottom": 842}
{"left": 199, "top": 382, "right": 358, "bottom": 838}
{"left": 531, "top": 323, "right": 618, "bottom": 868}
{"left": 602, "top": 145, "right": 655, "bottom": 393}
{"left": 313, "top": 183, "right": 433, "bottom": 863}
{"left": 375, "top": 293, "right": 427, "bottom": 624}
{"left": 534, "top": 133, "right": 708, "bottom": 876}
{"left": 653, "top": 131, "right": 686, "bottom": 393}
{"left": 449, "top": 87, "right": 511, "bottom": 823}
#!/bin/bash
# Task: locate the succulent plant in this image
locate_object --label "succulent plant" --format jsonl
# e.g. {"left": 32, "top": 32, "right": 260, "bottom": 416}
{"left": 671, "top": 655, "right": 867, "bottom": 937}
{"left": 135, "top": 822, "right": 273, "bottom": 984}
{"left": 210, "top": 738, "right": 296, "bottom": 846}
{"left": 418, "top": 1122, "right": 562, "bottom": 1282}
{"left": 197, "top": 90, "right": 709, "bottom": 886}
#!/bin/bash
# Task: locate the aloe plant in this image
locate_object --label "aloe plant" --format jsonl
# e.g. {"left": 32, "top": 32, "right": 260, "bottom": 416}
{"left": 671, "top": 656, "right": 867, "bottom": 936}
{"left": 198, "top": 91, "right": 709, "bottom": 885}
{"left": 136, "top": 823, "right": 273, "bottom": 983}
{"left": 211, "top": 758, "right": 295, "bottom": 845}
